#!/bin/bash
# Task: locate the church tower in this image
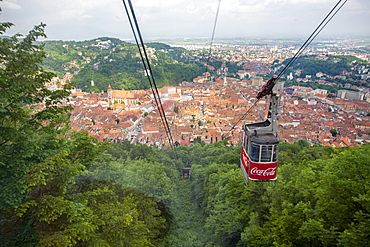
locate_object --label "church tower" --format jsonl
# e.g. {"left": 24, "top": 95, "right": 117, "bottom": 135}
{"left": 107, "top": 84, "right": 113, "bottom": 105}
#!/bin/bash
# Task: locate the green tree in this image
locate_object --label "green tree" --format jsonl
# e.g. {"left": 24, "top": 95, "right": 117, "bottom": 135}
{"left": 316, "top": 145, "right": 370, "bottom": 245}
{"left": 203, "top": 167, "right": 251, "bottom": 246}
{"left": 330, "top": 128, "right": 338, "bottom": 137}
{"left": 266, "top": 145, "right": 370, "bottom": 246}
{"left": 174, "top": 105, "right": 179, "bottom": 114}
{"left": 10, "top": 132, "right": 106, "bottom": 246}
{"left": 0, "top": 23, "right": 171, "bottom": 247}
{"left": 0, "top": 22, "right": 72, "bottom": 208}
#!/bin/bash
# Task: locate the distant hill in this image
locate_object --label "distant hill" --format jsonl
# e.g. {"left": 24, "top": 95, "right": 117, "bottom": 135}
{"left": 42, "top": 39, "right": 369, "bottom": 93}
{"left": 42, "top": 38, "right": 204, "bottom": 92}
{"left": 282, "top": 54, "right": 369, "bottom": 78}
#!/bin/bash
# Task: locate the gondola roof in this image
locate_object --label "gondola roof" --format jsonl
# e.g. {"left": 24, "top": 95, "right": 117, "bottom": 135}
{"left": 249, "top": 133, "right": 279, "bottom": 145}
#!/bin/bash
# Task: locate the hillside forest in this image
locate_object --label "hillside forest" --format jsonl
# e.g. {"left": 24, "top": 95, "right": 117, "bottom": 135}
{"left": 42, "top": 38, "right": 203, "bottom": 92}
{"left": 1, "top": 23, "right": 370, "bottom": 246}
{"left": 41, "top": 34, "right": 369, "bottom": 94}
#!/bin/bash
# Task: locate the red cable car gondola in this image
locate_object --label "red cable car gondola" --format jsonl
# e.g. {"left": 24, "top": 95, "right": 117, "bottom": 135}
{"left": 240, "top": 79, "right": 279, "bottom": 186}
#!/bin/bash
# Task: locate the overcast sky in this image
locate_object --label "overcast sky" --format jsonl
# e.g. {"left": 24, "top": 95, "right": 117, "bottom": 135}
{"left": 1, "top": 0, "right": 370, "bottom": 41}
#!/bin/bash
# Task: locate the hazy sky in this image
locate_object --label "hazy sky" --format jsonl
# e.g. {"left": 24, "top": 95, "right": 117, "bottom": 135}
{"left": 1, "top": 0, "right": 370, "bottom": 41}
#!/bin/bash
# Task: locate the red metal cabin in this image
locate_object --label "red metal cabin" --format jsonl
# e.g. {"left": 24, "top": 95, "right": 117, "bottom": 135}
{"left": 240, "top": 94, "right": 279, "bottom": 185}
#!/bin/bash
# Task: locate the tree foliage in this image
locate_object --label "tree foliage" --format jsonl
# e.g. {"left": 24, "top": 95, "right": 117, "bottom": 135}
{"left": 0, "top": 23, "right": 171, "bottom": 247}
{"left": 170, "top": 140, "right": 369, "bottom": 246}
{"left": 0, "top": 22, "right": 72, "bottom": 208}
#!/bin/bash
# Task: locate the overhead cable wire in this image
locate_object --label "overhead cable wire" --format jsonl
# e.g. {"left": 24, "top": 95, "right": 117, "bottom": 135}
{"left": 225, "top": 99, "right": 260, "bottom": 137}
{"left": 291, "top": 0, "right": 347, "bottom": 62}
{"left": 226, "top": 0, "right": 347, "bottom": 136}
{"left": 122, "top": 0, "right": 169, "bottom": 140}
{"left": 121, "top": 0, "right": 177, "bottom": 156}
{"left": 276, "top": 0, "right": 347, "bottom": 81}
{"left": 205, "top": 0, "right": 222, "bottom": 72}
{"left": 125, "top": 0, "right": 176, "bottom": 151}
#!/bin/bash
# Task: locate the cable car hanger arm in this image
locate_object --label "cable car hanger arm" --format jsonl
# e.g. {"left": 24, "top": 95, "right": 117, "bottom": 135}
{"left": 256, "top": 76, "right": 277, "bottom": 100}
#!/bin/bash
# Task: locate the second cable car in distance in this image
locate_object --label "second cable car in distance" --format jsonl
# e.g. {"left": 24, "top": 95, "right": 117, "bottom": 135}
{"left": 240, "top": 77, "right": 279, "bottom": 186}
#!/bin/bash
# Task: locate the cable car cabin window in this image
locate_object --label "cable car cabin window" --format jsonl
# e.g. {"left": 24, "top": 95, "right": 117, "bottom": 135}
{"left": 250, "top": 143, "right": 260, "bottom": 162}
{"left": 243, "top": 134, "right": 249, "bottom": 149}
{"left": 261, "top": 145, "right": 273, "bottom": 162}
{"left": 272, "top": 145, "right": 278, "bottom": 162}
{"left": 249, "top": 144, "right": 277, "bottom": 162}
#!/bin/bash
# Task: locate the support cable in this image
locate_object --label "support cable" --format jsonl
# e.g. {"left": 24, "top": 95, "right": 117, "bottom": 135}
{"left": 122, "top": 0, "right": 177, "bottom": 156}
{"left": 276, "top": 0, "right": 347, "bottom": 81}
{"left": 226, "top": 0, "right": 347, "bottom": 136}
{"left": 205, "top": 0, "right": 222, "bottom": 78}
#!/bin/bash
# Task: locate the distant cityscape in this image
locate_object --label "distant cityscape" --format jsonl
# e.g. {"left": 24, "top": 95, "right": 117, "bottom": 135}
{"left": 47, "top": 39, "right": 370, "bottom": 148}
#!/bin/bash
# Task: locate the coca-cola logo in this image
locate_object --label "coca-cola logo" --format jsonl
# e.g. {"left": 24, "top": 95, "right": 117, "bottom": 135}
{"left": 250, "top": 167, "right": 276, "bottom": 176}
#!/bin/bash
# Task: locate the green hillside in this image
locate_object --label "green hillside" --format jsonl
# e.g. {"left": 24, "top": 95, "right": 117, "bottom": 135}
{"left": 281, "top": 54, "right": 368, "bottom": 79}
{"left": 42, "top": 38, "right": 203, "bottom": 92}
{"left": 276, "top": 54, "right": 370, "bottom": 93}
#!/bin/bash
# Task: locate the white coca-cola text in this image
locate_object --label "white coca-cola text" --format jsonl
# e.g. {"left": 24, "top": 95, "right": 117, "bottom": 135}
{"left": 250, "top": 167, "right": 276, "bottom": 177}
